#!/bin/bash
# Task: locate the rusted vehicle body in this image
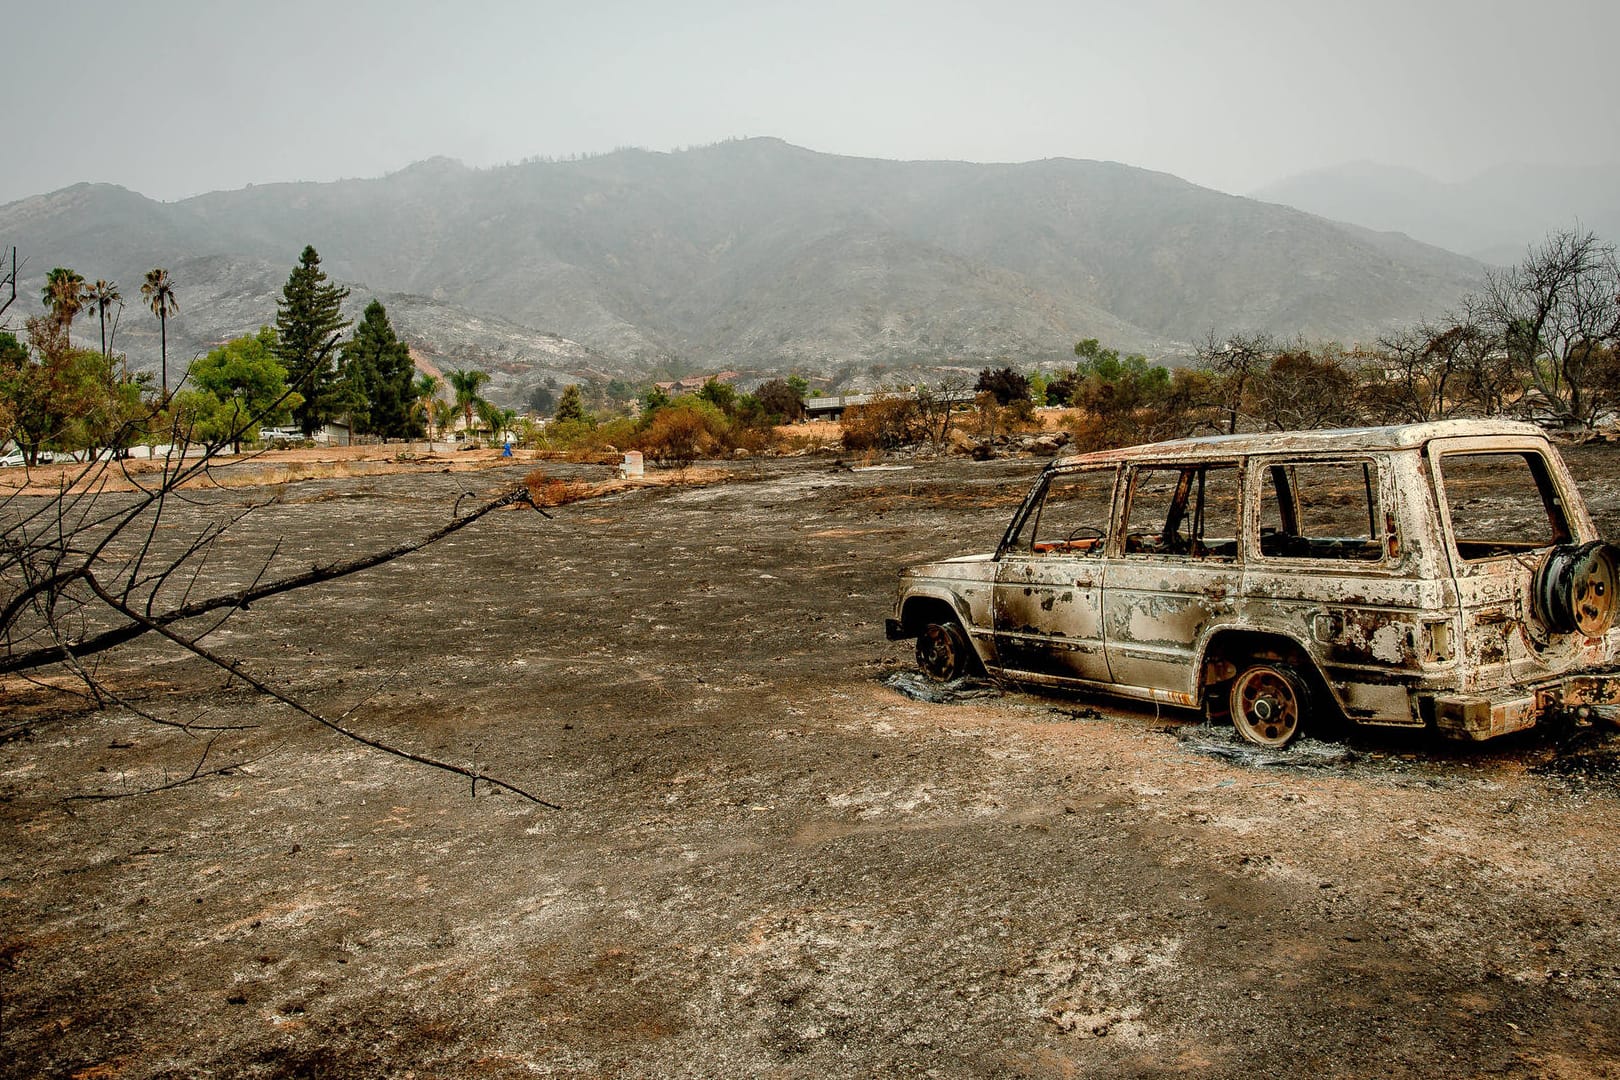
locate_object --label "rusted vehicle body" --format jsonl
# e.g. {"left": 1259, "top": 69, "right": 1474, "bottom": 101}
{"left": 886, "top": 420, "right": 1620, "bottom": 746}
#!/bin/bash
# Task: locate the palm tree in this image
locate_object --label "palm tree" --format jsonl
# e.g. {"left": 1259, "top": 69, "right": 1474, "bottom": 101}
{"left": 41, "top": 267, "right": 87, "bottom": 327}
{"left": 412, "top": 373, "right": 442, "bottom": 440}
{"left": 430, "top": 398, "right": 456, "bottom": 441}
{"left": 141, "top": 268, "right": 179, "bottom": 397}
{"left": 446, "top": 368, "right": 489, "bottom": 440}
{"left": 476, "top": 399, "right": 517, "bottom": 445}
{"left": 85, "top": 279, "right": 122, "bottom": 356}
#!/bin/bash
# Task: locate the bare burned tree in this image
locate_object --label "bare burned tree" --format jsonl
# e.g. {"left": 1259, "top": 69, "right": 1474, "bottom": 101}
{"left": 1194, "top": 330, "right": 1275, "bottom": 434}
{"left": 914, "top": 370, "right": 975, "bottom": 450}
{"left": 0, "top": 245, "right": 17, "bottom": 326}
{"left": 1, "top": 329, "right": 557, "bottom": 807}
{"left": 1250, "top": 342, "right": 1363, "bottom": 432}
{"left": 1364, "top": 319, "right": 1498, "bottom": 423}
{"left": 1482, "top": 229, "right": 1620, "bottom": 427}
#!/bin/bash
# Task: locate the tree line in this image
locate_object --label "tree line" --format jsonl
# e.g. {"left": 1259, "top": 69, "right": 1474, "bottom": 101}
{"left": 966, "top": 228, "right": 1620, "bottom": 451}
{"left": 9, "top": 226, "right": 1615, "bottom": 465}
{"left": 0, "top": 245, "right": 492, "bottom": 463}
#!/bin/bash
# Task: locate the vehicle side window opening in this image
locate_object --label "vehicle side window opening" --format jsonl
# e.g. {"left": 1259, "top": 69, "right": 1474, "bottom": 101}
{"left": 1123, "top": 464, "right": 1239, "bottom": 558}
{"left": 1438, "top": 451, "right": 1573, "bottom": 560}
{"left": 1016, "top": 468, "right": 1115, "bottom": 555}
{"left": 1259, "top": 459, "right": 1386, "bottom": 561}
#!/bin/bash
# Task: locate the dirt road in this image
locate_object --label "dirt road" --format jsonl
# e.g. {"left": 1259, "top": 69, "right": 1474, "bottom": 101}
{"left": 4, "top": 451, "right": 1620, "bottom": 1077}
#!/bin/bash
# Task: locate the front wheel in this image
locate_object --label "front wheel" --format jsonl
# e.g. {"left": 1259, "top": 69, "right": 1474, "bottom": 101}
{"left": 1229, "top": 662, "right": 1309, "bottom": 747}
{"left": 916, "top": 621, "right": 971, "bottom": 682}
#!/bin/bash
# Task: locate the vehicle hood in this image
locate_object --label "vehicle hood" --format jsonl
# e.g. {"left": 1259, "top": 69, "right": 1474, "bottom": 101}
{"left": 901, "top": 553, "right": 997, "bottom": 579}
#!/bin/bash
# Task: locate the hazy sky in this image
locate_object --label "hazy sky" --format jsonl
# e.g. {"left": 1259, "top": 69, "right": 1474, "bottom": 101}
{"left": 6, "top": 0, "right": 1616, "bottom": 205}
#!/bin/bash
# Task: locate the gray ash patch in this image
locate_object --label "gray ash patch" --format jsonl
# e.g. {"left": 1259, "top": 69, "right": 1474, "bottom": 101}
{"left": 1177, "top": 725, "right": 1356, "bottom": 770}
{"left": 882, "top": 671, "right": 1002, "bottom": 704}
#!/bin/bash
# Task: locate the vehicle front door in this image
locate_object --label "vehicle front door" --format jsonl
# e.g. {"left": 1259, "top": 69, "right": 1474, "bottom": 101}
{"left": 992, "top": 466, "right": 1116, "bottom": 683}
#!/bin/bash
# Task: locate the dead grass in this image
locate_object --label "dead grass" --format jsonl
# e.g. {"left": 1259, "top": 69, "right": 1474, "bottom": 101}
{"left": 0, "top": 445, "right": 541, "bottom": 496}
{"left": 521, "top": 464, "right": 738, "bottom": 508}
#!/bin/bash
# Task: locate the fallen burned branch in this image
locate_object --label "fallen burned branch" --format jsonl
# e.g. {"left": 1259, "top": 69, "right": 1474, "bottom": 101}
{"left": 63, "top": 731, "right": 262, "bottom": 802}
{"left": 78, "top": 571, "right": 562, "bottom": 806}
{"left": 2, "top": 443, "right": 557, "bottom": 805}
{"left": 1, "top": 484, "right": 546, "bottom": 676}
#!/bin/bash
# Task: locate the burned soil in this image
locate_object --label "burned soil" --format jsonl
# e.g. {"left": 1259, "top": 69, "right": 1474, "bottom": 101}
{"left": 5, "top": 447, "right": 1620, "bottom": 1078}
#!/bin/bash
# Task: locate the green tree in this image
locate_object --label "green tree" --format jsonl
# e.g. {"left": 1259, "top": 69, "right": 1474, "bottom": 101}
{"left": 140, "top": 268, "right": 178, "bottom": 398}
{"left": 975, "top": 366, "right": 1030, "bottom": 406}
{"left": 447, "top": 368, "right": 491, "bottom": 438}
{"left": 1, "top": 316, "right": 124, "bottom": 463}
{"left": 1064, "top": 341, "right": 1181, "bottom": 450}
{"left": 41, "top": 268, "right": 87, "bottom": 328}
{"left": 553, "top": 383, "right": 588, "bottom": 423}
{"left": 696, "top": 378, "right": 738, "bottom": 415}
{"left": 0, "top": 330, "right": 37, "bottom": 455}
{"left": 475, "top": 399, "right": 517, "bottom": 444}
{"left": 639, "top": 384, "right": 671, "bottom": 416}
{"left": 754, "top": 377, "right": 806, "bottom": 421}
{"left": 430, "top": 397, "right": 456, "bottom": 439}
{"left": 274, "top": 246, "right": 351, "bottom": 436}
{"left": 340, "top": 300, "right": 419, "bottom": 439}
{"left": 85, "top": 279, "right": 121, "bottom": 357}
{"left": 185, "top": 327, "right": 302, "bottom": 452}
{"left": 527, "top": 382, "right": 557, "bottom": 415}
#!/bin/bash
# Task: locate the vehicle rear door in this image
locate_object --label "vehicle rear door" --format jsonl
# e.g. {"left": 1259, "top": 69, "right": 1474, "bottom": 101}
{"left": 1102, "top": 461, "right": 1243, "bottom": 699}
{"left": 1429, "top": 436, "right": 1587, "bottom": 688}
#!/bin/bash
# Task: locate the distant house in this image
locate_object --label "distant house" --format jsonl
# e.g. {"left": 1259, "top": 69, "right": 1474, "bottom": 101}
{"left": 314, "top": 420, "right": 351, "bottom": 446}
{"left": 655, "top": 371, "right": 741, "bottom": 396}
{"left": 802, "top": 393, "right": 877, "bottom": 421}
{"left": 802, "top": 388, "right": 975, "bottom": 421}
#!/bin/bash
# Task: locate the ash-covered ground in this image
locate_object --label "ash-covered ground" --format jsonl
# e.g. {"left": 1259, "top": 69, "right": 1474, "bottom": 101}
{"left": 4, "top": 447, "right": 1620, "bottom": 1078}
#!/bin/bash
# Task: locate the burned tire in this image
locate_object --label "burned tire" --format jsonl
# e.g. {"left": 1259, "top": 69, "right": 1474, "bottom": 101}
{"left": 1229, "top": 662, "right": 1309, "bottom": 748}
{"left": 916, "top": 620, "right": 971, "bottom": 682}
{"left": 1533, "top": 541, "right": 1620, "bottom": 637}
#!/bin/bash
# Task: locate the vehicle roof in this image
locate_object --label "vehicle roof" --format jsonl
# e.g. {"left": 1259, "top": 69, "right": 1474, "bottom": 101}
{"left": 1050, "top": 419, "right": 1552, "bottom": 467}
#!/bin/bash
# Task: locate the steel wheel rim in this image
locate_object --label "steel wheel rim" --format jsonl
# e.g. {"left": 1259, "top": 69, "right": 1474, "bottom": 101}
{"left": 918, "top": 624, "right": 961, "bottom": 681}
{"left": 1572, "top": 550, "right": 1619, "bottom": 637}
{"left": 1232, "top": 667, "right": 1299, "bottom": 747}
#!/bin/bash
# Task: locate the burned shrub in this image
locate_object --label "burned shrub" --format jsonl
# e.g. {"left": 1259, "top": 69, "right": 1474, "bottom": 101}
{"left": 842, "top": 394, "right": 927, "bottom": 451}
{"left": 634, "top": 402, "right": 725, "bottom": 467}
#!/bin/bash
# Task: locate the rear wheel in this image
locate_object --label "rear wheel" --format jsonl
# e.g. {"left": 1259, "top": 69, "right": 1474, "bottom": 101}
{"left": 1229, "top": 662, "right": 1309, "bottom": 747}
{"left": 916, "top": 620, "right": 970, "bottom": 682}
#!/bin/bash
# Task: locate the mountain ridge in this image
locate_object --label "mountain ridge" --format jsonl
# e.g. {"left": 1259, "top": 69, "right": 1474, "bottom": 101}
{"left": 1251, "top": 159, "right": 1620, "bottom": 265}
{"left": 1, "top": 139, "right": 1485, "bottom": 399}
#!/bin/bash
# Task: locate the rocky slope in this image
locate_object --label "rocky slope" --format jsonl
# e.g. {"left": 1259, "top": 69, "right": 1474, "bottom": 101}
{"left": 1, "top": 139, "right": 1485, "bottom": 394}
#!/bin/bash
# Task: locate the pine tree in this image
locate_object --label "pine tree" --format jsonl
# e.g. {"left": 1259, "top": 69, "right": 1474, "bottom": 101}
{"left": 274, "top": 246, "right": 351, "bottom": 436}
{"left": 341, "top": 300, "right": 420, "bottom": 438}
{"left": 553, "top": 384, "right": 587, "bottom": 423}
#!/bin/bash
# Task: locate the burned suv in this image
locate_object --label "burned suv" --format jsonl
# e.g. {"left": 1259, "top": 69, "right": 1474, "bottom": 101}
{"left": 886, "top": 420, "right": 1620, "bottom": 746}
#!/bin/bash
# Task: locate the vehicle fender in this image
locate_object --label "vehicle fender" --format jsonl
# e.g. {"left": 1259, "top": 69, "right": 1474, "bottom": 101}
{"left": 1191, "top": 621, "right": 1343, "bottom": 710}
{"left": 898, "top": 586, "right": 996, "bottom": 665}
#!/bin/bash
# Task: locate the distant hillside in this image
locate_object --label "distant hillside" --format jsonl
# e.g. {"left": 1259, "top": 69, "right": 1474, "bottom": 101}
{"left": 0, "top": 139, "right": 1486, "bottom": 399}
{"left": 1251, "top": 160, "right": 1620, "bottom": 265}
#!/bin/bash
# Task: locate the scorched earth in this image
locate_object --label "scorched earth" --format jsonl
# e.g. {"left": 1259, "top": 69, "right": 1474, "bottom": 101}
{"left": 4, "top": 448, "right": 1620, "bottom": 1078}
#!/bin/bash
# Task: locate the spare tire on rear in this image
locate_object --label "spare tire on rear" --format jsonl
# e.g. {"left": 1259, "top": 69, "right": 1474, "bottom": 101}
{"left": 1533, "top": 541, "right": 1620, "bottom": 637}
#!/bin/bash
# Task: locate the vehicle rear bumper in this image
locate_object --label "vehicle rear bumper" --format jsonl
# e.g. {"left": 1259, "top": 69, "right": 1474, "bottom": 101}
{"left": 1430, "top": 672, "right": 1620, "bottom": 740}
